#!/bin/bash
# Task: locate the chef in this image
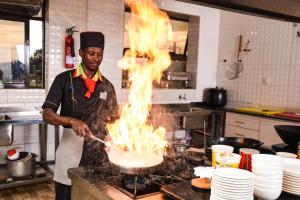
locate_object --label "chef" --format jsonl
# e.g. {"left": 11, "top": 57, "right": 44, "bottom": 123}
{"left": 42, "top": 31, "right": 118, "bottom": 200}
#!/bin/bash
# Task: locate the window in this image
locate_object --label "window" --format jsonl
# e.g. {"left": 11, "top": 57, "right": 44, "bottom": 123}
{"left": 0, "top": 2, "right": 45, "bottom": 89}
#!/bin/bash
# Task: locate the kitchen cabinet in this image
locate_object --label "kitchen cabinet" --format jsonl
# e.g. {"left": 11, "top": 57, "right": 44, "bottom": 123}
{"left": 225, "top": 113, "right": 260, "bottom": 139}
{"left": 225, "top": 112, "right": 300, "bottom": 146}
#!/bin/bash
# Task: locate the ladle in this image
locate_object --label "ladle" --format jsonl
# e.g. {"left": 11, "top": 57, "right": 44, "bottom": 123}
{"left": 90, "top": 135, "right": 111, "bottom": 147}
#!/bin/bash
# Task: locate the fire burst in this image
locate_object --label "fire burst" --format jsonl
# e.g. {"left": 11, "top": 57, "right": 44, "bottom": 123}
{"left": 106, "top": 0, "right": 173, "bottom": 167}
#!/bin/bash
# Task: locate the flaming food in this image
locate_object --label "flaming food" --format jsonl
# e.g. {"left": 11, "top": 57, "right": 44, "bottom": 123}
{"left": 106, "top": 0, "right": 173, "bottom": 168}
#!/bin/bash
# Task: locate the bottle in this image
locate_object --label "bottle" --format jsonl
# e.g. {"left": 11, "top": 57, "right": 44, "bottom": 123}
{"left": 297, "top": 142, "right": 300, "bottom": 159}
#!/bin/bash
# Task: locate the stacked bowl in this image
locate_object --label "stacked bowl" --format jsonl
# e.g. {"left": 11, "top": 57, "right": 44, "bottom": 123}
{"left": 210, "top": 168, "right": 254, "bottom": 200}
{"left": 282, "top": 158, "right": 300, "bottom": 196}
{"left": 252, "top": 154, "right": 283, "bottom": 200}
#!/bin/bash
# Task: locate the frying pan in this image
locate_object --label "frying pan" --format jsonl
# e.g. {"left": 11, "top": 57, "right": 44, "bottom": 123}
{"left": 209, "top": 137, "right": 264, "bottom": 153}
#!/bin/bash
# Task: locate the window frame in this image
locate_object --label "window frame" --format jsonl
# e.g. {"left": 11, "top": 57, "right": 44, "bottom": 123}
{"left": 0, "top": 1, "right": 46, "bottom": 89}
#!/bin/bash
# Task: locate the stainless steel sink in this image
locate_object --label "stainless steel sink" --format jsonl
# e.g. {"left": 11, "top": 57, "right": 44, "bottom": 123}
{"left": 151, "top": 104, "right": 211, "bottom": 130}
{"left": 0, "top": 115, "right": 13, "bottom": 146}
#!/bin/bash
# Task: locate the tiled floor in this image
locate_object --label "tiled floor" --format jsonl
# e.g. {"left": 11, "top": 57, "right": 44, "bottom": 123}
{"left": 0, "top": 181, "right": 55, "bottom": 200}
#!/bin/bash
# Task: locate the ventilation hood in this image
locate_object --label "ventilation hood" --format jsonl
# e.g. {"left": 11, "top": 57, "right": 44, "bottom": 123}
{"left": 0, "top": 0, "right": 42, "bottom": 17}
{"left": 178, "top": 0, "right": 300, "bottom": 23}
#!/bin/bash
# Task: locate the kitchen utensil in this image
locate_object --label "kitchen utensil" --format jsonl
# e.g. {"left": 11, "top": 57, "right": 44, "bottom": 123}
{"left": 90, "top": 135, "right": 111, "bottom": 147}
{"left": 274, "top": 125, "right": 300, "bottom": 148}
{"left": 209, "top": 137, "right": 264, "bottom": 153}
{"left": 234, "top": 107, "right": 284, "bottom": 115}
{"left": 6, "top": 152, "right": 37, "bottom": 177}
{"left": 203, "top": 87, "right": 227, "bottom": 107}
{"left": 225, "top": 35, "right": 244, "bottom": 80}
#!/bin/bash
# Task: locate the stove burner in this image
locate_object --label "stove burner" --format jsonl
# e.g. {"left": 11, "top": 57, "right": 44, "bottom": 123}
{"left": 124, "top": 177, "right": 147, "bottom": 191}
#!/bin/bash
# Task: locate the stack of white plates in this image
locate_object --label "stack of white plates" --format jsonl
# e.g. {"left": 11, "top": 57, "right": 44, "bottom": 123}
{"left": 210, "top": 168, "right": 254, "bottom": 200}
{"left": 282, "top": 158, "right": 300, "bottom": 196}
{"left": 252, "top": 154, "right": 283, "bottom": 200}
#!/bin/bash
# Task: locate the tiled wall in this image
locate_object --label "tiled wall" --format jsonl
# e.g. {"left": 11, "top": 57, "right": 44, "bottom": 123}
{"left": 217, "top": 11, "right": 300, "bottom": 109}
{"left": 0, "top": 0, "right": 221, "bottom": 160}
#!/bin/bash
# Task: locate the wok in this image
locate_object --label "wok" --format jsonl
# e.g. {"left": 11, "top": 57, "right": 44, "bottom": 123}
{"left": 274, "top": 125, "right": 300, "bottom": 148}
{"left": 209, "top": 137, "right": 264, "bottom": 153}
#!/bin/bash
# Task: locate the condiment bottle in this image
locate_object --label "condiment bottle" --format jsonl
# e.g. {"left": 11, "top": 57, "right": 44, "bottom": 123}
{"left": 297, "top": 142, "right": 300, "bottom": 159}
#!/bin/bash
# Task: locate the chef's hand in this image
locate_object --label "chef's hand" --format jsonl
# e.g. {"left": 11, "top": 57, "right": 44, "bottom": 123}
{"left": 70, "top": 119, "right": 92, "bottom": 137}
{"left": 104, "top": 134, "right": 112, "bottom": 153}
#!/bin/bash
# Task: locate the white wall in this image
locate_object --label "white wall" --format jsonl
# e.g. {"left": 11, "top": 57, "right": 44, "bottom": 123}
{"left": 216, "top": 11, "right": 300, "bottom": 109}
{"left": 0, "top": 0, "right": 220, "bottom": 158}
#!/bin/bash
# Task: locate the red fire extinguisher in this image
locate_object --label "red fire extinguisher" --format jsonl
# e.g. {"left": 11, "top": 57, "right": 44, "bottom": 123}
{"left": 65, "top": 26, "right": 78, "bottom": 68}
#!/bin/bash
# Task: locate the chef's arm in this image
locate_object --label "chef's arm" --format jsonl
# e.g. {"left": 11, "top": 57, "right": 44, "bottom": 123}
{"left": 43, "top": 108, "right": 92, "bottom": 137}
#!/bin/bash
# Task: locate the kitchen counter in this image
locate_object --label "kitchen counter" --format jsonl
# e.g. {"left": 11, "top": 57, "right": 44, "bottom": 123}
{"left": 190, "top": 102, "right": 300, "bottom": 123}
{"left": 68, "top": 166, "right": 299, "bottom": 200}
{"left": 68, "top": 166, "right": 210, "bottom": 200}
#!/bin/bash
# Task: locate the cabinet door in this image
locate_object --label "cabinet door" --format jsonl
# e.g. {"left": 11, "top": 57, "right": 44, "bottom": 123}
{"left": 226, "top": 112, "right": 260, "bottom": 131}
{"left": 259, "top": 119, "right": 299, "bottom": 146}
{"left": 225, "top": 125, "right": 259, "bottom": 139}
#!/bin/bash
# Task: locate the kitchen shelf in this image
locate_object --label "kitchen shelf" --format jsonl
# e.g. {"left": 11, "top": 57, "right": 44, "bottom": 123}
{"left": 0, "top": 165, "right": 53, "bottom": 189}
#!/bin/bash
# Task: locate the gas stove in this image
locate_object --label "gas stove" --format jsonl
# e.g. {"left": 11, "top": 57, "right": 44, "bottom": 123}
{"left": 88, "top": 164, "right": 190, "bottom": 199}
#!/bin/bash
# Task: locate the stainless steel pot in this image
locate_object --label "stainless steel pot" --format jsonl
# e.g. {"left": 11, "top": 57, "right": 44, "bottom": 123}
{"left": 6, "top": 152, "right": 37, "bottom": 177}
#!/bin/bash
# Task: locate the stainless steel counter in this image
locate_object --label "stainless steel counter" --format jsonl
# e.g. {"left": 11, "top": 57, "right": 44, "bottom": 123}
{"left": 0, "top": 107, "right": 58, "bottom": 190}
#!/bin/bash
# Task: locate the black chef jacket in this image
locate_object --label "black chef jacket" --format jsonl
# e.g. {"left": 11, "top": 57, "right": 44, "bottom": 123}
{"left": 42, "top": 69, "right": 118, "bottom": 166}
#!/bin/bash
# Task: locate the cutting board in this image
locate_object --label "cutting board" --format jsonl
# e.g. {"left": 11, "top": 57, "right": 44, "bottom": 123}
{"left": 161, "top": 180, "right": 210, "bottom": 200}
{"left": 274, "top": 112, "right": 300, "bottom": 119}
{"left": 234, "top": 107, "right": 284, "bottom": 115}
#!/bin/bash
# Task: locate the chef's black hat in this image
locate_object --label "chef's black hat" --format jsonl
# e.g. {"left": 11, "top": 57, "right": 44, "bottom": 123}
{"left": 80, "top": 31, "right": 105, "bottom": 49}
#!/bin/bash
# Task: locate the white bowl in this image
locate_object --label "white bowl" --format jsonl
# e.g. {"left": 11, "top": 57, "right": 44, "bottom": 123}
{"left": 255, "top": 177, "right": 282, "bottom": 185}
{"left": 255, "top": 182, "right": 282, "bottom": 190}
{"left": 252, "top": 165, "right": 282, "bottom": 172}
{"left": 7, "top": 152, "right": 20, "bottom": 160}
{"left": 252, "top": 169, "right": 283, "bottom": 177}
{"left": 254, "top": 187, "right": 282, "bottom": 200}
{"left": 252, "top": 154, "right": 282, "bottom": 164}
{"left": 276, "top": 152, "right": 297, "bottom": 159}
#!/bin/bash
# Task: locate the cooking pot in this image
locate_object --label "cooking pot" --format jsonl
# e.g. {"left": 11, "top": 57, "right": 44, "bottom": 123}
{"left": 203, "top": 87, "right": 227, "bottom": 107}
{"left": 6, "top": 152, "right": 37, "bottom": 177}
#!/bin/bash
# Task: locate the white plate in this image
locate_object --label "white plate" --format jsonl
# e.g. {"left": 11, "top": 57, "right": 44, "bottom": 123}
{"left": 283, "top": 182, "right": 300, "bottom": 189}
{"left": 282, "top": 187, "right": 300, "bottom": 195}
{"left": 213, "top": 168, "right": 254, "bottom": 180}
{"left": 211, "top": 190, "right": 253, "bottom": 200}
{"left": 213, "top": 181, "right": 254, "bottom": 191}
{"left": 213, "top": 176, "right": 254, "bottom": 184}
{"left": 283, "top": 158, "right": 300, "bottom": 175}
{"left": 212, "top": 187, "right": 253, "bottom": 198}
{"left": 212, "top": 177, "right": 254, "bottom": 186}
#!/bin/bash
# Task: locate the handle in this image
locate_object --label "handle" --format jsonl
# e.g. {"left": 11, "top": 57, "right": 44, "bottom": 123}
{"left": 234, "top": 120, "right": 245, "bottom": 124}
{"left": 234, "top": 133, "right": 245, "bottom": 137}
{"left": 237, "top": 35, "right": 243, "bottom": 60}
{"left": 90, "top": 135, "right": 111, "bottom": 147}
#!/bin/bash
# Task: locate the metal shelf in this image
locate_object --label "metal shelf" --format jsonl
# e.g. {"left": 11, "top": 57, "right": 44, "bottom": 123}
{"left": 0, "top": 165, "right": 53, "bottom": 189}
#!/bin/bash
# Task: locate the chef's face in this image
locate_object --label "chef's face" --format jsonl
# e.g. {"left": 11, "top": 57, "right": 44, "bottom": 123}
{"left": 79, "top": 47, "right": 103, "bottom": 71}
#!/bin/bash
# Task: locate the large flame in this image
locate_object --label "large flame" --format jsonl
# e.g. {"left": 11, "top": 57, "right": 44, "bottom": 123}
{"left": 107, "top": 0, "right": 173, "bottom": 166}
